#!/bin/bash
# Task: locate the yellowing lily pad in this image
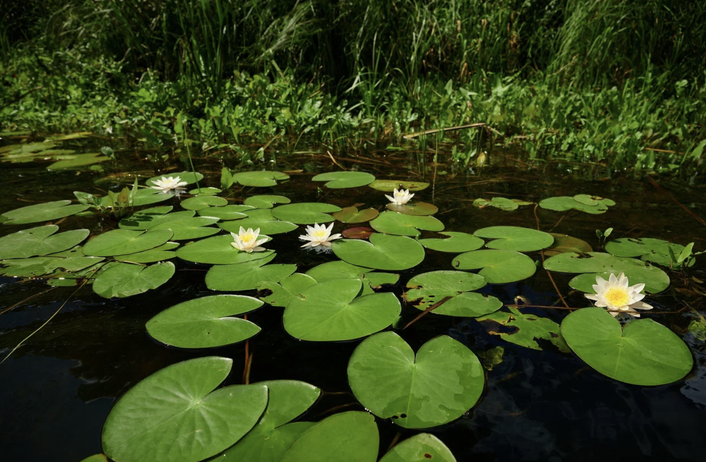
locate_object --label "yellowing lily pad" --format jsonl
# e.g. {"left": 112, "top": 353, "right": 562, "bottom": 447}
{"left": 370, "top": 211, "right": 444, "bottom": 237}
{"left": 452, "top": 250, "right": 536, "bottom": 283}
{"left": 313, "top": 171, "right": 376, "bottom": 189}
{"left": 418, "top": 231, "right": 484, "bottom": 253}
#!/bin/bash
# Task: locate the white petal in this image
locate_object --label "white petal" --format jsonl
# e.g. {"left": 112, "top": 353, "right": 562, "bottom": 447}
{"left": 630, "top": 301, "right": 653, "bottom": 311}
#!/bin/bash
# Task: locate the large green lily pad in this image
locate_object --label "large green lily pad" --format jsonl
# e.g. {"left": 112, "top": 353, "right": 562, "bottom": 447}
{"left": 283, "top": 279, "right": 401, "bottom": 341}
{"left": 198, "top": 205, "right": 254, "bottom": 220}
{"left": 404, "top": 271, "right": 502, "bottom": 317}
{"left": 605, "top": 237, "right": 688, "bottom": 267}
{"left": 418, "top": 231, "right": 485, "bottom": 253}
{"left": 474, "top": 226, "right": 554, "bottom": 252}
{"left": 452, "top": 250, "right": 536, "bottom": 284}
{"left": 257, "top": 273, "right": 319, "bottom": 307}
{"left": 370, "top": 212, "right": 444, "bottom": 237}
{"left": 118, "top": 206, "right": 176, "bottom": 230}
{"left": 0, "top": 200, "right": 89, "bottom": 225}
{"left": 539, "top": 195, "right": 614, "bottom": 214}
{"left": 332, "top": 234, "right": 425, "bottom": 271}
{"left": 0, "top": 225, "right": 89, "bottom": 259}
{"left": 102, "top": 357, "right": 268, "bottom": 462}
{"left": 180, "top": 195, "right": 229, "bottom": 211}
{"left": 561, "top": 308, "right": 693, "bottom": 385}
{"left": 146, "top": 295, "right": 263, "bottom": 348}
{"left": 93, "top": 261, "right": 175, "bottom": 298}
{"left": 219, "top": 209, "right": 298, "bottom": 235}
{"left": 305, "top": 261, "right": 398, "bottom": 295}
{"left": 233, "top": 171, "right": 290, "bottom": 187}
{"left": 244, "top": 195, "right": 291, "bottom": 209}
{"left": 368, "top": 180, "right": 429, "bottom": 192}
{"left": 176, "top": 235, "right": 274, "bottom": 264}
{"left": 148, "top": 216, "right": 221, "bottom": 240}
{"left": 313, "top": 172, "right": 376, "bottom": 189}
{"left": 332, "top": 206, "right": 379, "bottom": 223}
{"left": 115, "top": 242, "right": 179, "bottom": 264}
{"left": 478, "top": 307, "right": 570, "bottom": 352}
{"left": 206, "top": 255, "right": 296, "bottom": 291}
{"left": 347, "top": 332, "right": 484, "bottom": 428}
{"left": 189, "top": 187, "right": 222, "bottom": 196}
{"left": 379, "top": 434, "right": 456, "bottom": 462}
{"left": 0, "top": 247, "right": 104, "bottom": 277}
{"left": 271, "top": 203, "right": 341, "bottom": 224}
{"left": 101, "top": 189, "right": 173, "bottom": 208}
{"left": 83, "top": 229, "right": 173, "bottom": 257}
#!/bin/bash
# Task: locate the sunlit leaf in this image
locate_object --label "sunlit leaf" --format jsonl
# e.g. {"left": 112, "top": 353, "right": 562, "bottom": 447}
{"left": 257, "top": 273, "right": 318, "bottom": 307}
{"left": 0, "top": 200, "right": 89, "bottom": 225}
{"left": 244, "top": 195, "right": 291, "bottom": 209}
{"left": 332, "top": 234, "right": 425, "bottom": 270}
{"left": 271, "top": 203, "right": 341, "bottom": 224}
{"left": 478, "top": 307, "right": 570, "bottom": 352}
{"left": 83, "top": 229, "right": 173, "bottom": 257}
{"left": 474, "top": 226, "right": 554, "bottom": 252}
{"left": 180, "top": 195, "right": 228, "bottom": 211}
{"left": 370, "top": 211, "right": 444, "bottom": 237}
{"left": 386, "top": 202, "right": 438, "bottom": 216}
{"left": 219, "top": 209, "right": 298, "bottom": 235}
{"left": 312, "top": 171, "right": 376, "bottom": 189}
{"left": 404, "top": 271, "right": 501, "bottom": 317}
{"left": 93, "top": 261, "right": 175, "bottom": 298}
{"left": 176, "top": 235, "right": 274, "bottom": 264}
{"left": 605, "top": 237, "right": 688, "bottom": 267}
{"left": 0, "top": 225, "right": 89, "bottom": 259}
{"left": 379, "top": 434, "right": 456, "bottom": 462}
{"left": 332, "top": 206, "right": 379, "bottom": 223}
{"left": 418, "top": 231, "right": 484, "bottom": 253}
{"left": 368, "top": 180, "right": 429, "bottom": 192}
{"left": 452, "top": 250, "right": 536, "bottom": 283}
{"left": 206, "top": 255, "right": 296, "bottom": 291}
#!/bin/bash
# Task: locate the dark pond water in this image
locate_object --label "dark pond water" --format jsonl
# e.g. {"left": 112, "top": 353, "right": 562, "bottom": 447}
{"left": 1, "top": 136, "right": 705, "bottom": 462}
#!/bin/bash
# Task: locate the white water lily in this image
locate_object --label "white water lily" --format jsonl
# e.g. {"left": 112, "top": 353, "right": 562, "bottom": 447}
{"left": 385, "top": 188, "right": 414, "bottom": 205}
{"left": 584, "top": 272, "right": 653, "bottom": 317}
{"left": 231, "top": 227, "right": 268, "bottom": 253}
{"left": 299, "top": 222, "right": 342, "bottom": 248}
{"left": 150, "top": 176, "right": 188, "bottom": 193}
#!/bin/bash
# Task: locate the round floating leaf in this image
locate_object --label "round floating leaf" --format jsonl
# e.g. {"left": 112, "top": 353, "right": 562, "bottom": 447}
{"left": 312, "top": 171, "right": 376, "bottom": 189}
{"left": 543, "top": 252, "right": 670, "bottom": 293}
{"left": 280, "top": 411, "right": 378, "bottom": 462}
{"left": 214, "top": 380, "right": 321, "bottom": 462}
{"left": 219, "top": 209, "right": 298, "bottom": 235}
{"left": 189, "top": 187, "right": 222, "bottom": 196}
{"left": 452, "top": 250, "right": 536, "bottom": 283}
{"left": 371, "top": 212, "right": 444, "bottom": 237}
{"left": 478, "top": 307, "right": 570, "bottom": 352}
{"left": 347, "top": 332, "right": 484, "bottom": 428}
{"left": 573, "top": 194, "right": 598, "bottom": 205}
{"left": 146, "top": 295, "right": 263, "bottom": 348}
{"left": 79, "top": 455, "right": 108, "bottom": 462}
{"left": 561, "top": 308, "right": 693, "bottom": 385}
{"left": 177, "top": 235, "right": 274, "bottom": 264}
{"left": 257, "top": 273, "right": 318, "bottom": 307}
{"left": 539, "top": 196, "right": 610, "bottom": 214}
{"left": 368, "top": 180, "right": 429, "bottom": 192}
{"left": 283, "top": 279, "right": 401, "bottom": 341}
{"left": 379, "top": 434, "right": 456, "bottom": 462}
{"left": 93, "top": 261, "right": 175, "bottom": 298}
{"left": 101, "top": 189, "right": 173, "bottom": 208}
{"left": 206, "top": 256, "right": 296, "bottom": 291}
{"left": 0, "top": 225, "right": 89, "bottom": 259}
{"left": 233, "top": 171, "right": 289, "bottom": 187}
{"left": 146, "top": 171, "right": 203, "bottom": 187}
{"left": 386, "top": 202, "right": 438, "bottom": 216}
{"left": 115, "top": 242, "right": 179, "bottom": 264}
{"left": 305, "top": 261, "right": 397, "bottom": 295}
{"left": 0, "top": 248, "right": 104, "bottom": 277}
{"left": 198, "top": 205, "right": 255, "bottom": 221}
{"left": 419, "top": 231, "right": 484, "bottom": 253}
{"left": 473, "top": 226, "right": 554, "bottom": 252}
{"left": 83, "top": 229, "right": 173, "bottom": 257}
{"left": 181, "top": 195, "right": 228, "bottom": 211}
{"left": 332, "top": 234, "right": 425, "bottom": 270}
{"left": 0, "top": 200, "right": 89, "bottom": 225}
{"left": 605, "top": 237, "right": 686, "bottom": 267}
{"left": 332, "top": 206, "right": 379, "bottom": 223}
{"left": 148, "top": 216, "right": 221, "bottom": 240}
{"left": 118, "top": 206, "right": 175, "bottom": 230}
{"left": 47, "top": 152, "right": 110, "bottom": 170}
{"left": 102, "top": 357, "right": 268, "bottom": 462}
{"left": 342, "top": 227, "right": 374, "bottom": 239}
{"left": 271, "top": 203, "right": 341, "bottom": 224}
{"left": 544, "top": 233, "right": 593, "bottom": 257}
{"left": 473, "top": 197, "right": 520, "bottom": 211}
{"left": 404, "top": 271, "right": 501, "bottom": 317}
{"left": 244, "top": 195, "right": 291, "bottom": 209}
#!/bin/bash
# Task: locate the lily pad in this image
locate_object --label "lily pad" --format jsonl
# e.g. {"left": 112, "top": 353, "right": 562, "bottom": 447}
{"left": 101, "top": 357, "right": 268, "bottom": 462}
{"left": 83, "top": 229, "right": 173, "bottom": 257}
{"left": 93, "top": 261, "right": 175, "bottom": 298}
{"left": 368, "top": 180, "right": 429, "bottom": 192}
{"left": 0, "top": 200, "right": 89, "bottom": 225}
{"left": 404, "top": 271, "right": 502, "bottom": 317}
{"left": 283, "top": 279, "right": 401, "bottom": 341}
{"left": 115, "top": 242, "right": 179, "bottom": 263}
{"left": 257, "top": 273, "right": 319, "bottom": 307}
{"left": 539, "top": 196, "right": 612, "bottom": 214}
{"left": 101, "top": 189, "right": 173, "bottom": 208}
{"left": 0, "top": 248, "right": 104, "bottom": 277}
{"left": 0, "top": 225, "right": 89, "bottom": 259}
{"left": 118, "top": 206, "right": 175, "bottom": 230}
{"left": 478, "top": 307, "right": 570, "bottom": 352}
{"left": 146, "top": 171, "right": 203, "bottom": 187}
{"left": 332, "top": 206, "right": 379, "bottom": 223}
{"left": 379, "top": 434, "right": 456, "bottom": 462}
{"left": 146, "top": 295, "right": 263, "bottom": 348}
{"left": 271, "top": 203, "right": 341, "bottom": 224}
{"left": 279, "top": 411, "right": 378, "bottom": 462}
{"left": 180, "top": 195, "right": 229, "bottom": 211}
{"left": 206, "top": 255, "right": 296, "bottom": 291}
{"left": 347, "top": 332, "right": 484, "bottom": 428}
{"left": 305, "top": 261, "right": 399, "bottom": 295}
{"left": 244, "top": 195, "right": 291, "bottom": 209}
{"left": 561, "top": 308, "right": 693, "bottom": 385}
{"left": 473, "top": 226, "right": 554, "bottom": 252}
{"left": 176, "top": 235, "right": 274, "bottom": 264}
{"left": 79, "top": 455, "right": 108, "bottom": 462}
{"left": 312, "top": 171, "right": 376, "bottom": 189}
{"left": 233, "top": 171, "right": 290, "bottom": 187}
{"left": 418, "top": 231, "right": 485, "bottom": 253}
{"left": 198, "top": 205, "right": 255, "bottom": 220}
{"left": 213, "top": 380, "right": 321, "bottom": 462}
{"left": 605, "top": 237, "right": 687, "bottom": 267}
{"left": 472, "top": 197, "right": 530, "bottom": 211}
{"left": 148, "top": 216, "right": 221, "bottom": 240}
{"left": 543, "top": 252, "right": 670, "bottom": 293}
{"left": 332, "top": 234, "right": 425, "bottom": 271}
{"left": 544, "top": 233, "right": 593, "bottom": 257}
{"left": 370, "top": 212, "right": 444, "bottom": 237}
{"left": 386, "top": 202, "right": 438, "bottom": 216}
{"left": 219, "top": 209, "right": 298, "bottom": 235}
{"left": 189, "top": 187, "right": 222, "bottom": 196}
{"left": 47, "top": 153, "right": 109, "bottom": 170}
{"left": 452, "top": 250, "right": 537, "bottom": 283}
{"left": 342, "top": 227, "right": 374, "bottom": 239}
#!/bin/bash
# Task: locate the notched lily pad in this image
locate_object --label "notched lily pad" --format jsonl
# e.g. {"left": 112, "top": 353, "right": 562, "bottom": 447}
{"left": 379, "top": 434, "right": 456, "bottom": 462}
{"left": 369, "top": 180, "right": 429, "bottom": 192}
{"left": 333, "top": 206, "right": 379, "bottom": 223}
{"left": 198, "top": 205, "right": 255, "bottom": 221}
{"left": 452, "top": 250, "right": 537, "bottom": 284}
{"left": 257, "top": 273, "right": 318, "bottom": 307}
{"left": 605, "top": 237, "right": 689, "bottom": 267}
{"left": 189, "top": 187, "right": 222, "bottom": 196}
{"left": 271, "top": 203, "right": 341, "bottom": 224}
{"left": 473, "top": 197, "right": 531, "bottom": 211}
{"left": 180, "top": 195, "right": 228, "bottom": 211}
{"left": 218, "top": 209, "right": 297, "bottom": 235}
{"left": 478, "top": 307, "right": 570, "bottom": 352}
{"left": 83, "top": 229, "right": 173, "bottom": 257}
{"left": 0, "top": 200, "right": 89, "bottom": 225}
{"left": 418, "top": 231, "right": 484, "bottom": 253}
{"left": 370, "top": 211, "right": 444, "bottom": 237}
{"left": 206, "top": 255, "right": 296, "bottom": 291}
{"left": 233, "top": 171, "right": 289, "bottom": 187}
{"left": 404, "top": 271, "right": 501, "bottom": 317}
{"left": 0, "top": 225, "right": 89, "bottom": 259}
{"left": 177, "top": 235, "right": 274, "bottom": 265}
{"left": 473, "top": 226, "right": 554, "bottom": 252}
{"left": 93, "top": 261, "right": 175, "bottom": 298}
{"left": 544, "top": 233, "right": 593, "bottom": 257}
{"left": 539, "top": 195, "right": 614, "bottom": 214}
{"left": 244, "top": 195, "right": 291, "bottom": 209}
{"left": 333, "top": 234, "right": 425, "bottom": 271}
{"left": 313, "top": 171, "right": 376, "bottom": 189}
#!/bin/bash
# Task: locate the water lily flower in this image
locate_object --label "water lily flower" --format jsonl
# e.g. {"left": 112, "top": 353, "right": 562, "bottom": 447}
{"left": 584, "top": 272, "right": 653, "bottom": 317}
{"left": 150, "top": 176, "right": 188, "bottom": 193}
{"left": 231, "top": 227, "right": 268, "bottom": 252}
{"left": 299, "top": 222, "right": 342, "bottom": 248}
{"left": 385, "top": 188, "right": 414, "bottom": 205}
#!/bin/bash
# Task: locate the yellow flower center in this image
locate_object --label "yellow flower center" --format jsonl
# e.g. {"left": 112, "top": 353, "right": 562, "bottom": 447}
{"left": 240, "top": 233, "right": 255, "bottom": 243}
{"left": 312, "top": 229, "right": 328, "bottom": 239}
{"left": 604, "top": 287, "right": 629, "bottom": 307}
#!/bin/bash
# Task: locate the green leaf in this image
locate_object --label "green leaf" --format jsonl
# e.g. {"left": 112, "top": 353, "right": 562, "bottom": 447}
{"left": 452, "top": 250, "right": 536, "bottom": 283}
{"left": 312, "top": 171, "right": 376, "bottom": 189}
{"left": 305, "top": 261, "right": 398, "bottom": 295}
{"left": 83, "top": 229, "right": 173, "bottom": 257}
{"left": 117, "top": 206, "right": 174, "bottom": 230}
{"left": 332, "top": 234, "right": 425, "bottom": 270}
{"left": 404, "top": 271, "right": 502, "bottom": 317}
{"left": 102, "top": 357, "right": 268, "bottom": 462}
{"left": 46, "top": 153, "right": 109, "bottom": 170}
{"left": 219, "top": 209, "right": 298, "bottom": 235}
{"left": 544, "top": 233, "right": 593, "bottom": 257}
{"left": 198, "top": 205, "right": 255, "bottom": 220}
{"left": 180, "top": 195, "right": 229, "bottom": 211}
{"left": 233, "top": 171, "right": 289, "bottom": 187}
{"left": 176, "top": 235, "right": 274, "bottom": 264}
{"left": 115, "top": 242, "right": 179, "bottom": 263}
{"left": 368, "top": 180, "right": 429, "bottom": 192}
{"left": 189, "top": 187, "right": 222, "bottom": 196}
{"left": 101, "top": 189, "right": 172, "bottom": 208}
{"left": 370, "top": 211, "right": 444, "bottom": 237}
{"left": 605, "top": 237, "right": 688, "bottom": 267}
{"left": 472, "top": 197, "right": 522, "bottom": 211}
{"left": 78, "top": 455, "right": 108, "bottom": 462}
{"left": 386, "top": 202, "right": 438, "bottom": 216}
{"left": 146, "top": 295, "right": 263, "bottom": 348}
{"left": 379, "top": 434, "right": 456, "bottom": 462}
{"left": 244, "top": 195, "right": 291, "bottom": 209}
{"left": 538, "top": 196, "right": 611, "bottom": 214}
{"left": 478, "top": 307, "right": 570, "bottom": 352}
{"left": 145, "top": 171, "right": 203, "bottom": 187}
{"left": 206, "top": 256, "right": 296, "bottom": 291}
{"left": 561, "top": 308, "right": 693, "bottom": 385}
{"left": 257, "top": 273, "right": 318, "bottom": 307}
{"left": 0, "top": 200, "right": 89, "bottom": 225}
{"left": 347, "top": 332, "right": 484, "bottom": 428}
{"left": 0, "top": 248, "right": 104, "bottom": 277}
{"left": 147, "top": 216, "right": 220, "bottom": 240}
{"left": 271, "top": 203, "right": 341, "bottom": 224}
{"left": 418, "top": 231, "right": 485, "bottom": 253}
{"left": 283, "top": 279, "right": 401, "bottom": 341}
{"left": 280, "top": 411, "right": 378, "bottom": 462}
{"left": 332, "top": 206, "right": 379, "bottom": 223}
{"left": 473, "top": 226, "right": 554, "bottom": 252}
{"left": 93, "top": 261, "right": 175, "bottom": 298}
{"left": 0, "top": 225, "right": 89, "bottom": 259}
